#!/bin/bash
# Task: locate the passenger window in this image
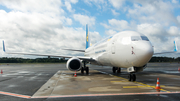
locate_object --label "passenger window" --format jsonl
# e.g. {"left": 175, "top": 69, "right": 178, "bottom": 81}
{"left": 131, "top": 36, "right": 141, "bottom": 41}
{"left": 141, "top": 36, "right": 149, "bottom": 41}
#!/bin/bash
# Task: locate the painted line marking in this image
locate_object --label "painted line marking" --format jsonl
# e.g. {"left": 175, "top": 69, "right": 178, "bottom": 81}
{"left": 32, "top": 91, "right": 180, "bottom": 98}
{"left": 111, "top": 81, "right": 128, "bottom": 82}
{"left": 111, "top": 75, "right": 170, "bottom": 92}
{"left": 123, "top": 85, "right": 165, "bottom": 88}
{"left": 97, "top": 70, "right": 170, "bottom": 92}
{"left": 1, "top": 90, "right": 180, "bottom": 99}
{"left": 0, "top": 91, "right": 31, "bottom": 98}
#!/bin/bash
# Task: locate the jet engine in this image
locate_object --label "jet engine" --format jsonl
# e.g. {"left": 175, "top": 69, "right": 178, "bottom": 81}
{"left": 66, "top": 57, "right": 82, "bottom": 71}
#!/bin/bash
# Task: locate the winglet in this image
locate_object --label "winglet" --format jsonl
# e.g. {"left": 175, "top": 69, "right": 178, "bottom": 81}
{"left": 86, "top": 24, "right": 90, "bottom": 49}
{"left": 2, "top": 40, "right": 5, "bottom": 52}
{"left": 174, "top": 41, "right": 178, "bottom": 52}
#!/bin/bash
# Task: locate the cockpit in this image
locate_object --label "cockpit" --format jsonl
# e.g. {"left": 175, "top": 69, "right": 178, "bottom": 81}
{"left": 131, "top": 36, "right": 149, "bottom": 41}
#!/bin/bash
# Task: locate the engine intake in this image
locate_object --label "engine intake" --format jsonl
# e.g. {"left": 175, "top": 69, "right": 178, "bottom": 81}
{"left": 66, "top": 57, "right": 82, "bottom": 71}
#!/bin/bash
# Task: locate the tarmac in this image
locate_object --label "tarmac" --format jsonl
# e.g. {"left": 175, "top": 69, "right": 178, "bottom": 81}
{"left": 0, "top": 63, "right": 180, "bottom": 101}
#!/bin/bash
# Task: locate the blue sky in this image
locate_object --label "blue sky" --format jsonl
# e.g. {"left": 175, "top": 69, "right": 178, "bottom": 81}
{"left": 0, "top": 0, "right": 180, "bottom": 58}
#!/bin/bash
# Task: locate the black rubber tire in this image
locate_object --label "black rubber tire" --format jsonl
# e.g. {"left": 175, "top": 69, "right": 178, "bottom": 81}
{"left": 132, "top": 74, "right": 136, "bottom": 81}
{"left": 86, "top": 67, "right": 89, "bottom": 74}
{"left": 81, "top": 67, "right": 84, "bottom": 74}
{"left": 117, "top": 68, "right": 121, "bottom": 73}
{"left": 128, "top": 74, "right": 132, "bottom": 81}
{"left": 112, "top": 67, "right": 116, "bottom": 73}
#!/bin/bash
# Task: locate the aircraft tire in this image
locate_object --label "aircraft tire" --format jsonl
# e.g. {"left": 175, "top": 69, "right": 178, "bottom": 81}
{"left": 81, "top": 67, "right": 84, "bottom": 74}
{"left": 132, "top": 74, "right": 136, "bottom": 81}
{"left": 86, "top": 67, "right": 89, "bottom": 74}
{"left": 117, "top": 68, "right": 121, "bottom": 73}
{"left": 112, "top": 67, "right": 116, "bottom": 73}
{"left": 128, "top": 74, "right": 132, "bottom": 81}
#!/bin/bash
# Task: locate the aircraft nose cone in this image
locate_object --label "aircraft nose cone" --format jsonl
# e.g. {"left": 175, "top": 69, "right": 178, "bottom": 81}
{"left": 135, "top": 42, "right": 154, "bottom": 66}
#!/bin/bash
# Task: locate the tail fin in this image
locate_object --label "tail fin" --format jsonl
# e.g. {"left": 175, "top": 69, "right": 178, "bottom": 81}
{"left": 174, "top": 41, "right": 178, "bottom": 52}
{"left": 2, "top": 40, "right": 5, "bottom": 52}
{"left": 86, "top": 24, "right": 90, "bottom": 49}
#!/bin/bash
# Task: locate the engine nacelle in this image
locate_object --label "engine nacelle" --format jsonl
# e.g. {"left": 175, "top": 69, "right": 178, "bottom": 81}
{"left": 66, "top": 57, "right": 82, "bottom": 71}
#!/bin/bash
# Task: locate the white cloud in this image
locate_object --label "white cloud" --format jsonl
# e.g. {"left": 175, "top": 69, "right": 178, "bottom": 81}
{"left": 84, "top": 0, "right": 108, "bottom": 10}
{"left": 168, "top": 26, "right": 179, "bottom": 35}
{"left": 127, "top": 1, "right": 176, "bottom": 26}
{"left": 177, "top": 16, "right": 180, "bottom": 23}
{"left": 73, "top": 14, "right": 95, "bottom": 27}
{"left": 111, "top": 9, "right": 120, "bottom": 16}
{"left": 101, "top": 19, "right": 131, "bottom": 32}
{"left": 137, "top": 23, "right": 165, "bottom": 36}
{"left": 0, "top": 0, "right": 102, "bottom": 58}
{"left": 109, "top": 19, "right": 129, "bottom": 30}
{"left": 65, "top": 18, "right": 73, "bottom": 25}
{"left": 109, "top": 0, "right": 125, "bottom": 9}
{"left": 84, "top": 0, "right": 106, "bottom": 6}
{"left": 64, "top": 0, "right": 78, "bottom": 12}
{"left": 172, "top": 0, "right": 178, "bottom": 3}
{"left": 0, "top": 0, "right": 63, "bottom": 14}
{"left": 105, "top": 30, "right": 117, "bottom": 35}
{"left": 69, "top": 0, "right": 78, "bottom": 4}
{"left": 65, "top": 1, "right": 73, "bottom": 12}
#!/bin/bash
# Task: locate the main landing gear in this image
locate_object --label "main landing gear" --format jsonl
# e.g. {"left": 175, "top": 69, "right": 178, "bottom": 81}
{"left": 81, "top": 61, "right": 89, "bottom": 74}
{"left": 128, "top": 73, "right": 136, "bottom": 81}
{"left": 112, "top": 67, "right": 121, "bottom": 73}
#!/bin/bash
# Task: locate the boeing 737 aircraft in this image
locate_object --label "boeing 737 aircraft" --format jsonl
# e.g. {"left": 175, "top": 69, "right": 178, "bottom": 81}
{"left": 2, "top": 24, "right": 178, "bottom": 81}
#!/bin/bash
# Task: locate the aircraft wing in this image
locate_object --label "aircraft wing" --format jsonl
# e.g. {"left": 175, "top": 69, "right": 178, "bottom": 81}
{"left": 4, "top": 52, "right": 95, "bottom": 61}
{"left": 61, "top": 49, "right": 85, "bottom": 52}
{"left": 2, "top": 41, "right": 95, "bottom": 62}
{"left": 153, "top": 51, "right": 177, "bottom": 55}
{"left": 153, "top": 41, "right": 178, "bottom": 55}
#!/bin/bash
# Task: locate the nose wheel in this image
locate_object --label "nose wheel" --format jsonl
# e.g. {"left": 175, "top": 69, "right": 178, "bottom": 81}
{"left": 128, "top": 73, "right": 136, "bottom": 81}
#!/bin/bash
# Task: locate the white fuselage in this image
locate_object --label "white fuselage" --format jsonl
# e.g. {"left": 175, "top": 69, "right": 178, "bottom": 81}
{"left": 84, "top": 31, "right": 154, "bottom": 68}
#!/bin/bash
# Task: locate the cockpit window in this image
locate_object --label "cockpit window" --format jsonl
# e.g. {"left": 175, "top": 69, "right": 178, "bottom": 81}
{"left": 131, "top": 36, "right": 141, "bottom": 41}
{"left": 131, "top": 36, "right": 149, "bottom": 41}
{"left": 141, "top": 36, "right": 149, "bottom": 41}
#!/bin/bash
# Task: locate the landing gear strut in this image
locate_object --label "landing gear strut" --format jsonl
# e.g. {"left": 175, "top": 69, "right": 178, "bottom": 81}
{"left": 81, "top": 61, "right": 89, "bottom": 74}
{"left": 128, "top": 73, "right": 136, "bottom": 81}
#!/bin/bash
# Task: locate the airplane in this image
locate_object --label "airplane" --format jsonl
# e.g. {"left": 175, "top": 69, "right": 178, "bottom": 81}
{"left": 2, "top": 24, "right": 178, "bottom": 81}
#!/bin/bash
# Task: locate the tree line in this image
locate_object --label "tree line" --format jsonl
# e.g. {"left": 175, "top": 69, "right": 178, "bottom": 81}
{"left": 0, "top": 57, "right": 180, "bottom": 63}
{"left": 0, "top": 57, "right": 67, "bottom": 63}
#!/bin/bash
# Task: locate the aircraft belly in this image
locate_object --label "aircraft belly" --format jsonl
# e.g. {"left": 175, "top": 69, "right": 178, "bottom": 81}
{"left": 97, "top": 53, "right": 111, "bottom": 66}
{"left": 110, "top": 46, "right": 133, "bottom": 68}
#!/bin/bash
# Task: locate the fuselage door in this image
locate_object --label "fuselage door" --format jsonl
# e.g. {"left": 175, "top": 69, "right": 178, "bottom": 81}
{"left": 112, "top": 43, "right": 115, "bottom": 54}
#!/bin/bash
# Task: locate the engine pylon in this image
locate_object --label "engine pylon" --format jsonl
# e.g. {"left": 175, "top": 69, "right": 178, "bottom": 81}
{"left": 155, "top": 78, "right": 161, "bottom": 89}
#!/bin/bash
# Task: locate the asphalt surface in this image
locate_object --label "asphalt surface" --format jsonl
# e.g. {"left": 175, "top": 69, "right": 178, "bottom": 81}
{"left": 0, "top": 63, "right": 180, "bottom": 101}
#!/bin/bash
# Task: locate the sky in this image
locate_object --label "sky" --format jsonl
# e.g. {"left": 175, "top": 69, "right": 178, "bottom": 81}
{"left": 0, "top": 0, "right": 180, "bottom": 58}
